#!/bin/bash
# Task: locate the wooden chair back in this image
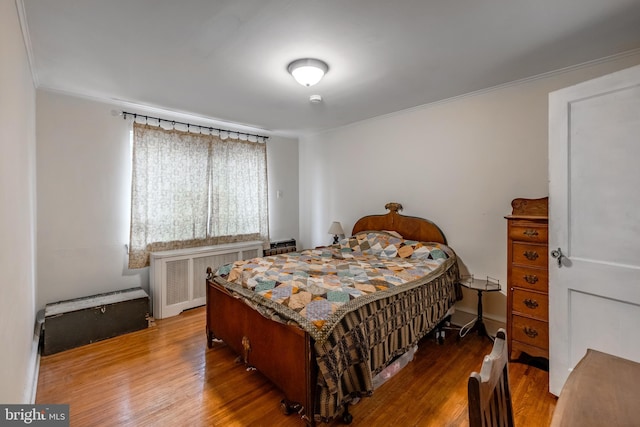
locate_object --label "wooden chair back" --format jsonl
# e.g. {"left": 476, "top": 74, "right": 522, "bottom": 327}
{"left": 468, "top": 329, "right": 514, "bottom": 427}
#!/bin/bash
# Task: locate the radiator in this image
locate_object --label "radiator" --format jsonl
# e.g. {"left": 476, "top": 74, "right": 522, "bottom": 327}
{"left": 263, "top": 238, "right": 297, "bottom": 256}
{"left": 150, "top": 241, "right": 263, "bottom": 319}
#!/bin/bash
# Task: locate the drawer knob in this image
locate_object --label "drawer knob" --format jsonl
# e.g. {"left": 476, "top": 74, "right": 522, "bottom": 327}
{"left": 523, "top": 229, "right": 539, "bottom": 237}
{"left": 523, "top": 327, "right": 538, "bottom": 338}
{"left": 524, "top": 274, "right": 539, "bottom": 284}
{"left": 523, "top": 251, "right": 539, "bottom": 261}
{"left": 523, "top": 298, "right": 539, "bottom": 309}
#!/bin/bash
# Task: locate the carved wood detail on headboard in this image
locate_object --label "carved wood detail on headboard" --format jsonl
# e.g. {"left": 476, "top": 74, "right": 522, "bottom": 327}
{"left": 351, "top": 202, "right": 447, "bottom": 244}
{"left": 384, "top": 202, "right": 403, "bottom": 214}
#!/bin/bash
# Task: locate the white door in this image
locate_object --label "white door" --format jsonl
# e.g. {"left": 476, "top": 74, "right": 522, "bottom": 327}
{"left": 548, "top": 64, "right": 640, "bottom": 396}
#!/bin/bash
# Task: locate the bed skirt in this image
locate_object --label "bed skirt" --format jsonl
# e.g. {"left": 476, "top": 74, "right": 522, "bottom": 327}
{"left": 313, "top": 260, "right": 460, "bottom": 422}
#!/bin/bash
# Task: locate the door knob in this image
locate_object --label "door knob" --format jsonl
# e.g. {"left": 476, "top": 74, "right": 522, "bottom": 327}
{"left": 551, "top": 247, "right": 564, "bottom": 268}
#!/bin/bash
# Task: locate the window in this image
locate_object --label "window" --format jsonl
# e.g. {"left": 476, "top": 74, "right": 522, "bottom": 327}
{"left": 128, "top": 122, "right": 268, "bottom": 269}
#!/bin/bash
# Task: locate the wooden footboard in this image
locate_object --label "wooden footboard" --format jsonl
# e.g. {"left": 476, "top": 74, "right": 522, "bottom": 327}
{"left": 206, "top": 278, "right": 316, "bottom": 424}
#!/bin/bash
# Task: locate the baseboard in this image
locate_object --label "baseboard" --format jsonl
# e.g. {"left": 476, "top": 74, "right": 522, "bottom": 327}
{"left": 25, "top": 334, "right": 41, "bottom": 403}
{"left": 25, "top": 311, "right": 44, "bottom": 403}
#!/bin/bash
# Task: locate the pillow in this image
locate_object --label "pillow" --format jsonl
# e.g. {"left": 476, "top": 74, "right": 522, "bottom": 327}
{"left": 342, "top": 231, "right": 450, "bottom": 260}
{"left": 353, "top": 230, "right": 403, "bottom": 241}
{"left": 409, "top": 243, "right": 448, "bottom": 261}
{"left": 341, "top": 231, "right": 402, "bottom": 255}
{"left": 382, "top": 230, "right": 403, "bottom": 238}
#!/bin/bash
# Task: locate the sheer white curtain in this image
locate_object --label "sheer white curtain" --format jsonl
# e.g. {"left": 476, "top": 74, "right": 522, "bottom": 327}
{"left": 129, "top": 123, "right": 268, "bottom": 268}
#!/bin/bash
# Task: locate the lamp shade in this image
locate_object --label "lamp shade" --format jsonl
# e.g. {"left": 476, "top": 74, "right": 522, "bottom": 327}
{"left": 288, "top": 58, "right": 329, "bottom": 87}
{"left": 327, "top": 221, "right": 344, "bottom": 236}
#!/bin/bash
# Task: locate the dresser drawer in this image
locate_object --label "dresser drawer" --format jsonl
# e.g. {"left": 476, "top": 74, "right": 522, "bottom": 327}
{"left": 510, "top": 265, "right": 548, "bottom": 292}
{"left": 509, "top": 224, "right": 548, "bottom": 243}
{"left": 512, "top": 289, "right": 548, "bottom": 320}
{"left": 512, "top": 315, "right": 548, "bottom": 350}
{"left": 512, "top": 242, "right": 548, "bottom": 268}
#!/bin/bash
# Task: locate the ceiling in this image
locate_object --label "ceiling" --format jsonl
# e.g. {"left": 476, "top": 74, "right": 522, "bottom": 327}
{"left": 22, "top": 0, "right": 640, "bottom": 137}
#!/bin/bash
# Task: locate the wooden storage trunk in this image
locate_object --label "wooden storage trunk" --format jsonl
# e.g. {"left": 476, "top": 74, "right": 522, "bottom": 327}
{"left": 43, "top": 287, "right": 149, "bottom": 355}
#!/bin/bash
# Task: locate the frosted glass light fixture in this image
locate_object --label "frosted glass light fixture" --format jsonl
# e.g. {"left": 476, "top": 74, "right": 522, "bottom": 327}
{"left": 287, "top": 58, "right": 329, "bottom": 87}
{"left": 328, "top": 221, "right": 344, "bottom": 244}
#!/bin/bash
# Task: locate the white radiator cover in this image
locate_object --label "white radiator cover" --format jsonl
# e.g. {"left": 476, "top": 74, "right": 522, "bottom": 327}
{"left": 150, "top": 241, "right": 263, "bottom": 319}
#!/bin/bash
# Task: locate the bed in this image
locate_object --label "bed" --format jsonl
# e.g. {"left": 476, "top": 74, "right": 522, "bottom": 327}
{"left": 205, "top": 203, "right": 461, "bottom": 425}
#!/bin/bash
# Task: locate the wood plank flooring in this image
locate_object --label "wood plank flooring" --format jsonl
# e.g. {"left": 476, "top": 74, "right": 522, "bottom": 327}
{"left": 36, "top": 307, "right": 556, "bottom": 426}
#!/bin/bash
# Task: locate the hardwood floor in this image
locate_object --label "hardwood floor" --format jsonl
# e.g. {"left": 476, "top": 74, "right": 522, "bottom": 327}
{"left": 36, "top": 307, "right": 556, "bottom": 426}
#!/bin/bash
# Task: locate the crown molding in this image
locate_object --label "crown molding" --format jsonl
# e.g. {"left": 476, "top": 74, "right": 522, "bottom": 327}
{"left": 37, "top": 85, "right": 278, "bottom": 138}
{"left": 305, "top": 47, "right": 640, "bottom": 139}
{"left": 15, "top": 0, "right": 39, "bottom": 88}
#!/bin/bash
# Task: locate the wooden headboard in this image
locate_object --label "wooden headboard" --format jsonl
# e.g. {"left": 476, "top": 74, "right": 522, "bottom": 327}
{"left": 351, "top": 202, "right": 447, "bottom": 244}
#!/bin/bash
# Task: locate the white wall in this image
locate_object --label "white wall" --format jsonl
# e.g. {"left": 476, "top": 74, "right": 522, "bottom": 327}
{"left": 36, "top": 90, "right": 299, "bottom": 310}
{"left": 266, "top": 134, "right": 299, "bottom": 244}
{"left": 299, "top": 52, "right": 640, "bottom": 322}
{"left": 36, "top": 92, "right": 141, "bottom": 309}
{"left": 0, "top": 0, "right": 37, "bottom": 403}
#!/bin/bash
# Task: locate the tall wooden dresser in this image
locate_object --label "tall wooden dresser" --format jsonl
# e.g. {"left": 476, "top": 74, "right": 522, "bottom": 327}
{"left": 505, "top": 197, "right": 549, "bottom": 362}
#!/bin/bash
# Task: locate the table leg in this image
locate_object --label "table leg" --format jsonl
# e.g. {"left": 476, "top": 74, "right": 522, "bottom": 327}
{"left": 475, "top": 289, "right": 491, "bottom": 340}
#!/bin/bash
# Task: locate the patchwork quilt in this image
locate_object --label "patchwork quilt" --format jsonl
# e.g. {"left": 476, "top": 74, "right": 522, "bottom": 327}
{"left": 215, "top": 231, "right": 457, "bottom": 342}
{"left": 213, "top": 231, "right": 460, "bottom": 422}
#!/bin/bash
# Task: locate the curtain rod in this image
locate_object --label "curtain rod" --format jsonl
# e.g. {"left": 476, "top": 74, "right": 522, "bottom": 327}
{"left": 120, "top": 111, "right": 269, "bottom": 142}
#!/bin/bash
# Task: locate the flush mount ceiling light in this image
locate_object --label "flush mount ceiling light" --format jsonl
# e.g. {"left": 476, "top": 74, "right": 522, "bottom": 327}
{"left": 287, "top": 58, "right": 329, "bottom": 87}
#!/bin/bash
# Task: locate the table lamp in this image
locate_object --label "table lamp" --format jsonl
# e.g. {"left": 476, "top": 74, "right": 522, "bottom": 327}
{"left": 327, "top": 221, "right": 344, "bottom": 244}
